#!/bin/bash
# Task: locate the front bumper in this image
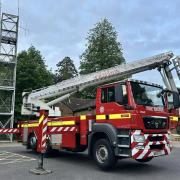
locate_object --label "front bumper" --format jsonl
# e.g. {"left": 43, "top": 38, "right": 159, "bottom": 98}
{"left": 131, "top": 130, "right": 172, "bottom": 160}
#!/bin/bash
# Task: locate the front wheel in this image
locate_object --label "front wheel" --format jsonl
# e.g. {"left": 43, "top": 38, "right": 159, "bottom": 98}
{"left": 135, "top": 157, "right": 153, "bottom": 163}
{"left": 93, "top": 139, "right": 117, "bottom": 170}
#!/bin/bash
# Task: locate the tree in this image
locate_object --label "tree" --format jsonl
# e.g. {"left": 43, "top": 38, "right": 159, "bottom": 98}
{"left": 79, "top": 18, "right": 125, "bottom": 98}
{"left": 55, "top": 57, "right": 78, "bottom": 82}
{"left": 15, "top": 46, "right": 54, "bottom": 120}
{"left": 80, "top": 18, "right": 125, "bottom": 75}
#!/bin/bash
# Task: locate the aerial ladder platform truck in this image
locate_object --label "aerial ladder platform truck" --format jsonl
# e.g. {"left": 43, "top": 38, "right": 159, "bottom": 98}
{"left": 0, "top": 51, "right": 179, "bottom": 170}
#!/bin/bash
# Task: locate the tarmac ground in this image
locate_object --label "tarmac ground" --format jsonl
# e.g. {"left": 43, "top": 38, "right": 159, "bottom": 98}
{"left": 0, "top": 141, "right": 179, "bottom": 180}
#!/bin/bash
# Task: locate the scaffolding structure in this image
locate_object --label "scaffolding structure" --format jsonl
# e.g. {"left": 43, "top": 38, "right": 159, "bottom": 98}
{"left": 0, "top": 13, "right": 19, "bottom": 141}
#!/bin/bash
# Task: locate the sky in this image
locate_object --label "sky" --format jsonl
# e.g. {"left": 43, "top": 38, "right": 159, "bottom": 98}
{"left": 2, "top": 0, "right": 180, "bottom": 87}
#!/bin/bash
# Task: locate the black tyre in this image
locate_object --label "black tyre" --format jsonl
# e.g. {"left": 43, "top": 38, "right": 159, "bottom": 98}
{"left": 93, "top": 139, "right": 117, "bottom": 170}
{"left": 135, "top": 157, "right": 153, "bottom": 163}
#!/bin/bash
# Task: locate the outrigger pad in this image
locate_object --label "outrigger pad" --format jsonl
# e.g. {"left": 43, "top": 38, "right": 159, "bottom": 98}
{"left": 29, "top": 167, "right": 52, "bottom": 175}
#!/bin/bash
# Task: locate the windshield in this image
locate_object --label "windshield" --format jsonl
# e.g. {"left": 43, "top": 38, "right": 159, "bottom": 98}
{"left": 131, "top": 82, "right": 164, "bottom": 107}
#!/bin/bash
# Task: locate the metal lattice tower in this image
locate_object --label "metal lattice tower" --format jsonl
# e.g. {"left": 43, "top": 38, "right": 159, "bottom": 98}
{"left": 0, "top": 13, "right": 19, "bottom": 141}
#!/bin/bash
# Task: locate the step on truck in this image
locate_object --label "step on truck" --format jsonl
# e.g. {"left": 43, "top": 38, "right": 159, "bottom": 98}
{"left": 0, "top": 52, "right": 180, "bottom": 170}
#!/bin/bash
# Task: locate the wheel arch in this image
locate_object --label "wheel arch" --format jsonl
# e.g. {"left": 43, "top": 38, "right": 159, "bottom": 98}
{"left": 88, "top": 123, "right": 117, "bottom": 157}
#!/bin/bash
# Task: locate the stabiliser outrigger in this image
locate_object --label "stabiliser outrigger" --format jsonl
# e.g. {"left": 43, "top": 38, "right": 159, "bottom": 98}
{"left": 0, "top": 51, "right": 180, "bottom": 170}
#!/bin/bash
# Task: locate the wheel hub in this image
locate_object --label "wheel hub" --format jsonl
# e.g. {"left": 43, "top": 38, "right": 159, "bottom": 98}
{"left": 96, "top": 145, "right": 108, "bottom": 163}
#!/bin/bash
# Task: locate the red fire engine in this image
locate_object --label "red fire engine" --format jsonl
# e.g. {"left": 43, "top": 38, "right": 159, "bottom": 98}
{"left": 0, "top": 52, "right": 179, "bottom": 170}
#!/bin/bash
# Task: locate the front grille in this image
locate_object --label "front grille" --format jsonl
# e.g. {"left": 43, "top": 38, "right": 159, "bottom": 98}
{"left": 150, "top": 144, "right": 164, "bottom": 150}
{"left": 148, "top": 136, "right": 164, "bottom": 141}
{"left": 143, "top": 116, "right": 168, "bottom": 129}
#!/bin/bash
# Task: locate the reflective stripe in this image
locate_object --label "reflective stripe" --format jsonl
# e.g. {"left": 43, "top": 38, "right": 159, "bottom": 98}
{"left": 109, "top": 113, "right": 131, "bottom": 119}
{"left": 96, "top": 115, "right": 106, "bottom": 120}
{"left": 21, "top": 123, "right": 38, "bottom": 128}
{"left": 21, "top": 112, "right": 132, "bottom": 127}
{"left": 28, "top": 123, "right": 39, "bottom": 127}
{"left": 47, "top": 121, "right": 75, "bottom": 126}
{"left": 96, "top": 113, "right": 131, "bottom": 120}
{"left": 21, "top": 115, "right": 44, "bottom": 128}
{"left": 170, "top": 116, "right": 179, "bottom": 122}
{"left": 21, "top": 121, "right": 75, "bottom": 127}
{"left": 21, "top": 124, "right": 28, "bottom": 128}
{"left": 80, "top": 115, "right": 86, "bottom": 120}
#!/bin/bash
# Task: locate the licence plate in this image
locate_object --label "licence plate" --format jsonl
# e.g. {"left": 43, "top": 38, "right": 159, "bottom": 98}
{"left": 153, "top": 150, "right": 164, "bottom": 157}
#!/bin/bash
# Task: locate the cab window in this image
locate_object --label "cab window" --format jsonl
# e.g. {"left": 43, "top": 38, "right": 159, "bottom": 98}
{"left": 107, "top": 86, "right": 115, "bottom": 102}
{"left": 101, "top": 88, "right": 107, "bottom": 103}
{"left": 101, "top": 84, "right": 128, "bottom": 104}
{"left": 167, "top": 92, "right": 174, "bottom": 109}
{"left": 122, "top": 84, "right": 128, "bottom": 104}
{"left": 101, "top": 86, "right": 115, "bottom": 103}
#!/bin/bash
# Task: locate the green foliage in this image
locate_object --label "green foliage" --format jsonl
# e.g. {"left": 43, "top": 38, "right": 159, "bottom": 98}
{"left": 15, "top": 46, "right": 54, "bottom": 121}
{"left": 79, "top": 18, "right": 125, "bottom": 98}
{"left": 80, "top": 18, "right": 125, "bottom": 74}
{"left": 55, "top": 57, "right": 78, "bottom": 82}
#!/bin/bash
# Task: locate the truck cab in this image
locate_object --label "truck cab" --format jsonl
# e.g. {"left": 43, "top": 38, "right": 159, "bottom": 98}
{"left": 96, "top": 79, "right": 172, "bottom": 132}
{"left": 91, "top": 79, "right": 179, "bottom": 168}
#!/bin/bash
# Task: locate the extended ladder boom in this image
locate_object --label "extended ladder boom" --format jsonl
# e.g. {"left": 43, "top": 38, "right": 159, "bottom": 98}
{"left": 22, "top": 51, "right": 174, "bottom": 116}
{"left": 173, "top": 56, "right": 180, "bottom": 80}
{"left": 158, "top": 55, "right": 180, "bottom": 93}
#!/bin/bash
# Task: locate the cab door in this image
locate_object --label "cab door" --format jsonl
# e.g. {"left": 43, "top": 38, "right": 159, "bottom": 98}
{"left": 96, "top": 83, "right": 132, "bottom": 128}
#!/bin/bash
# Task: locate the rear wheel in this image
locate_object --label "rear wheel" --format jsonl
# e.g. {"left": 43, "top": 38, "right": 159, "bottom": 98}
{"left": 93, "top": 139, "right": 117, "bottom": 170}
{"left": 135, "top": 157, "right": 153, "bottom": 163}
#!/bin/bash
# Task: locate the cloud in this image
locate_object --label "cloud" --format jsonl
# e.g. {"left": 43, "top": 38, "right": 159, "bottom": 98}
{"left": 2, "top": 0, "right": 180, "bottom": 87}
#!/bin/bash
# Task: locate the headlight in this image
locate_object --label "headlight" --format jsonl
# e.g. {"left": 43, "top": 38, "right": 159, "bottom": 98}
{"left": 133, "top": 135, "right": 145, "bottom": 143}
{"left": 135, "top": 145, "right": 145, "bottom": 149}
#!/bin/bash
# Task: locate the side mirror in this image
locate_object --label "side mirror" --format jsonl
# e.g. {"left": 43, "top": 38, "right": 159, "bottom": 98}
{"left": 115, "top": 84, "right": 123, "bottom": 104}
{"left": 173, "top": 91, "right": 180, "bottom": 109}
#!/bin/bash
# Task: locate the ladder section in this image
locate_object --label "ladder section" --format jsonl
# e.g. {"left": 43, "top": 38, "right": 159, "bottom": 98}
{"left": 173, "top": 57, "right": 180, "bottom": 80}
{"left": 27, "top": 52, "right": 173, "bottom": 101}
